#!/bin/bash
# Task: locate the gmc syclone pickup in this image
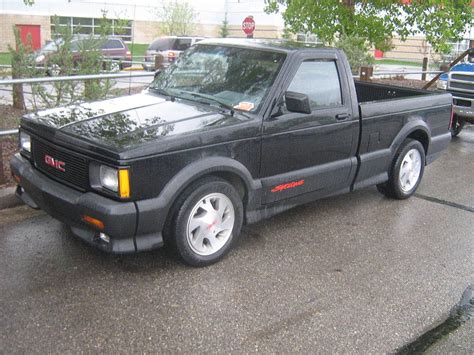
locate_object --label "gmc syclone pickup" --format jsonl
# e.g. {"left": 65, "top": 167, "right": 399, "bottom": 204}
{"left": 11, "top": 39, "right": 453, "bottom": 266}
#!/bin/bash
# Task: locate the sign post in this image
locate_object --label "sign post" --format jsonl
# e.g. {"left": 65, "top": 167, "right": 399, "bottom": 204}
{"left": 242, "top": 16, "right": 255, "bottom": 38}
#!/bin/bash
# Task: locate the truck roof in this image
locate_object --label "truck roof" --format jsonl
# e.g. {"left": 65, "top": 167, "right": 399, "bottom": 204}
{"left": 197, "top": 38, "right": 332, "bottom": 53}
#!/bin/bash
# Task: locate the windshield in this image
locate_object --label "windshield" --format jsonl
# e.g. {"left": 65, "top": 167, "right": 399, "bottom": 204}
{"left": 39, "top": 40, "right": 63, "bottom": 53}
{"left": 150, "top": 45, "right": 286, "bottom": 113}
{"left": 148, "top": 38, "right": 175, "bottom": 51}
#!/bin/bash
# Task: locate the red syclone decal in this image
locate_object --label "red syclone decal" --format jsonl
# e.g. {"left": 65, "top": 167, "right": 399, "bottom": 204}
{"left": 271, "top": 179, "right": 305, "bottom": 193}
{"left": 44, "top": 154, "right": 66, "bottom": 172}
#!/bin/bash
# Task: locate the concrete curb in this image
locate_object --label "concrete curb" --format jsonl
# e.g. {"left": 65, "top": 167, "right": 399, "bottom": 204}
{"left": 0, "top": 186, "right": 23, "bottom": 211}
{"left": 122, "top": 66, "right": 144, "bottom": 71}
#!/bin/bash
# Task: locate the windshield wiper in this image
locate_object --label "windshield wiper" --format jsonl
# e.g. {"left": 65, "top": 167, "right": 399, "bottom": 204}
{"left": 149, "top": 87, "right": 176, "bottom": 100}
{"left": 180, "top": 91, "right": 235, "bottom": 115}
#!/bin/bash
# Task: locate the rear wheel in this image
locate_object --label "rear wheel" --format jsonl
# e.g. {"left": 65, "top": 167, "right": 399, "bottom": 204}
{"left": 170, "top": 177, "right": 243, "bottom": 267}
{"left": 376, "top": 139, "right": 425, "bottom": 199}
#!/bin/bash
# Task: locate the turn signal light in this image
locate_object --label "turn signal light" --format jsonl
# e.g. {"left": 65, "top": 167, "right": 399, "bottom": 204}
{"left": 168, "top": 51, "right": 176, "bottom": 62}
{"left": 13, "top": 173, "right": 21, "bottom": 184}
{"left": 119, "top": 169, "right": 130, "bottom": 198}
{"left": 82, "top": 215, "right": 105, "bottom": 230}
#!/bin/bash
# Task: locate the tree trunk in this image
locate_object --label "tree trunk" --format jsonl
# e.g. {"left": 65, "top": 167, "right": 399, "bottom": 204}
{"left": 12, "top": 67, "right": 25, "bottom": 110}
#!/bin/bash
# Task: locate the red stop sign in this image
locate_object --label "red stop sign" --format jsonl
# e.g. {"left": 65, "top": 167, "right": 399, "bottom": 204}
{"left": 242, "top": 16, "right": 255, "bottom": 36}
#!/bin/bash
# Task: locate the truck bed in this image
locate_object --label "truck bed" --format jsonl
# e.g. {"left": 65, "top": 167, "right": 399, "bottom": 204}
{"left": 355, "top": 81, "right": 428, "bottom": 103}
{"left": 353, "top": 81, "right": 452, "bottom": 191}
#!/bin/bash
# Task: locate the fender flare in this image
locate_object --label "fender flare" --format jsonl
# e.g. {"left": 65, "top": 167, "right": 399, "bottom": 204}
{"left": 135, "top": 156, "right": 263, "bottom": 238}
{"left": 159, "top": 156, "right": 261, "bottom": 211}
{"left": 389, "top": 120, "right": 431, "bottom": 158}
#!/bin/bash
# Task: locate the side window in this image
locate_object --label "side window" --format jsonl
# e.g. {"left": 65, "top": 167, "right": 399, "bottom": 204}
{"left": 174, "top": 39, "right": 192, "bottom": 51}
{"left": 287, "top": 60, "right": 342, "bottom": 109}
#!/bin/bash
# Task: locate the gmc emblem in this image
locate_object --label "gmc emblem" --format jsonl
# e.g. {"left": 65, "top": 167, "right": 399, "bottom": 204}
{"left": 44, "top": 154, "right": 66, "bottom": 172}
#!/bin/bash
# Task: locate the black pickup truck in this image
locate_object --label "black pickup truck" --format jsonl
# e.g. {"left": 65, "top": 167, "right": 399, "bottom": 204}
{"left": 11, "top": 39, "right": 452, "bottom": 266}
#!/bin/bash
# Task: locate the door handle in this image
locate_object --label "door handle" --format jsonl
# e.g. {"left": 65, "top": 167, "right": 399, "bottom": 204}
{"left": 335, "top": 113, "right": 350, "bottom": 120}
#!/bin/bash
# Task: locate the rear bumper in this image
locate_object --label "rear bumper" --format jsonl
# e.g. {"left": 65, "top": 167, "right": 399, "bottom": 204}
{"left": 10, "top": 154, "right": 163, "bottom": 254}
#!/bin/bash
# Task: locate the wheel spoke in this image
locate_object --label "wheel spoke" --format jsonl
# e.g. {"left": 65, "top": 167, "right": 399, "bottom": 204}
{"left": 219, "top": 215, "right": 234, "bottom": 232}
{"left": 216, "top": 198, "right": 227, "bottom": 220}
{"left": 200, "top": 198, "right": 216, "bottom": 214}
{"left": 188, "top": 216, "right": 207, "bottom": 234}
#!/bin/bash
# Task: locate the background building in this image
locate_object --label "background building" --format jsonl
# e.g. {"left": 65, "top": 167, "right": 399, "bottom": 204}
{"left": 0, "top": 0, "right": 284, "bottom": 52}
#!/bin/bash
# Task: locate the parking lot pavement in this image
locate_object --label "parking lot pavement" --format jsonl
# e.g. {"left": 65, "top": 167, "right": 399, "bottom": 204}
{"left": 1, "top": 128, "right": 473, "bottom": 353}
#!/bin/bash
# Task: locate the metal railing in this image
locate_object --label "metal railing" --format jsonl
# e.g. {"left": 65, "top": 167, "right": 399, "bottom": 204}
{"left": 0, "top": 129, "right": 18, "bottom": 137}
{"left": 0, "top": 71, "right": 155, "bottom": 138}
{"left": 372, "top": 70, "right": 443, "bottom": 76}
{"left": 0, "top": 72, "right": 153, "bottom": 85}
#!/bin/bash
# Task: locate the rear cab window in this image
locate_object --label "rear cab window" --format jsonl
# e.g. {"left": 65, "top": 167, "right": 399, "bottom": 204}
{"left": 102, "top": 39, "right": 125, "bottom": 50}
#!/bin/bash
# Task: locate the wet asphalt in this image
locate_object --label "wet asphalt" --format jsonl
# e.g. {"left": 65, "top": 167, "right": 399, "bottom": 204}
{"left": 1, "top": 127, "right": 473, "bottom": 353}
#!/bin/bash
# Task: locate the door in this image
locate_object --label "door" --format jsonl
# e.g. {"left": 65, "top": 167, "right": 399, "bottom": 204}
{"left": 261, "top": 57, "right": 359, "bottom": 204}
{"left": 16, "top": 25, "right": 41, "bottom": 51}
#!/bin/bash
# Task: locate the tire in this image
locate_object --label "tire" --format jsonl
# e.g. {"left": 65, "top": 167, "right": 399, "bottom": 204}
{"left": 376, "top": 139, "right": 425, "bottom": 200}
{"left": 47, "top": 64, "right": 61, "bottom": 77}
{"left": 110, "top": 62, "right": 121, "bottom": 72}
{"left": 451, "top": 115, "right": 465, "bottom": 137}
{"left": 169, "top": 176, "right": 243, "bottom": 267}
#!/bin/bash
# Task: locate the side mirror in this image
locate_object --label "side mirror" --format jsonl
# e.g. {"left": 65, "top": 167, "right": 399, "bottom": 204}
{"left": 154, "top": 69, "right": 162, "bottom": 79}
{"left": 285, "top": 91, "right": 311, "bottom": 114}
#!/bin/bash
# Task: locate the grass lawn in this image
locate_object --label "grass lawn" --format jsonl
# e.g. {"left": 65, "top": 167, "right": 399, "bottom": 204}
{"left": 128, "top": 43, "right": 148, "bottom": 59}
{"left": 0, "top": 52, "right": 12, "bottom": 65}
{"left": 375, "top": 58, "right": 423, "bottom": 67}
{"left": 375, "top": 58, "right": 439, "bottom": 69}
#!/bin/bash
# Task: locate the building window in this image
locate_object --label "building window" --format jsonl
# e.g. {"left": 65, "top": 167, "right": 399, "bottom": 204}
{"left": 51, "top": 17, "right": 133, "bottom": 42}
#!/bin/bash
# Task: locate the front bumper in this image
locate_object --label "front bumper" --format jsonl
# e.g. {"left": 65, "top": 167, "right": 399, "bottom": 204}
{"left": 10, "top": 154, "right": 163, "bottom": 254}
{"left": 452, "top": 95, "right": 474, "bottom": 122}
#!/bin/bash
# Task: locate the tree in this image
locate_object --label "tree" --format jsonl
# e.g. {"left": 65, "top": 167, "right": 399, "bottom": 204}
{"left": 264, "top": 0, "right": 473, "bottom": 54}
{"left": 8, "top": 27, "right": 35, "bottom": 109}
{"left": 158, "top": 0, "right": 197, "bottom": 36}
{"left": 219, "top": 14, "right": 230, "bottom": 38}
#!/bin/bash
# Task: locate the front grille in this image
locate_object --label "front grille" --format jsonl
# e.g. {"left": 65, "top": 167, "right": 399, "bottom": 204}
{"left": 32, "top": 139, "right": 89, "bottom": 190}
{"left": 451, "top": 73, "right": 474, "bottom": 82}
{"left": 449, "top": 81, "right": 474, "bottom": 92}
{"left": 453, "top": 99, "right": 471, "bottom": 107}
{"left": 448, "top": 72, "right": 474, "bottom": 93}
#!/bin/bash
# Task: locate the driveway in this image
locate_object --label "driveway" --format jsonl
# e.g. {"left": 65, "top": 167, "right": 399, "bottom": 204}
{"left": 1, "top": 127, "right": 473, "bottom": 353}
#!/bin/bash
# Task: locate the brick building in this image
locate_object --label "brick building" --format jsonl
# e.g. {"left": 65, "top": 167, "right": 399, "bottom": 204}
{"left": 0, "top": 0, "right": 284, "bottom": 52}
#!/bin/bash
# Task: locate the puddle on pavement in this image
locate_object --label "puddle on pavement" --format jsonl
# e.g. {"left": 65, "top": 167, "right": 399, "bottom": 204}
{"left": 396, "top": 284, "right": 473, "bottom": 354}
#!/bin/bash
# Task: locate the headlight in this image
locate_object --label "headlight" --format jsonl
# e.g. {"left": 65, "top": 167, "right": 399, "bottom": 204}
{"left": 35, "top": 54, "right": 45, "bottom": 63}
{"left": 437, "top": 80, "right": 447, "bottom": 90}
{"left": 20, "top": 132, "right": 31, "bottom": 153}
{"left": 95, "top": 164, "right": 130, "bottom": 198}
{"left": 100, "top": 165, "right": 119, "bottom": 192}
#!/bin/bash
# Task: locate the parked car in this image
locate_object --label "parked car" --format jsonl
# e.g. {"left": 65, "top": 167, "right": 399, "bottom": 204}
{"left": 142, "top": 36, "right": 204, "bottom": 71}
{"left": 437, "top": 50, "right": 474, "bottom": 136}
{"left": 33, "top": 36, "right": 132, "bottom": 75}
{"left": 12, "top": 39, "right": 452, "bottom": 266}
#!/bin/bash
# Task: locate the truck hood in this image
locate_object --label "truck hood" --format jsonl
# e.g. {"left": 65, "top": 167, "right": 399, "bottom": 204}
{"left": 22, "top": 91, "right": 252, "bottom": 156}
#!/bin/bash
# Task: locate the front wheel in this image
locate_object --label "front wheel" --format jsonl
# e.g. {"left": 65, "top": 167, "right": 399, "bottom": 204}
{"left": 377, "top": 139, "right": 425, "bottom": 199}
{"left": 170, "top": 177, "right": 243, "bottom": 267}
{"left": 451, "top": 115, "right": 465, "bottom": 137}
